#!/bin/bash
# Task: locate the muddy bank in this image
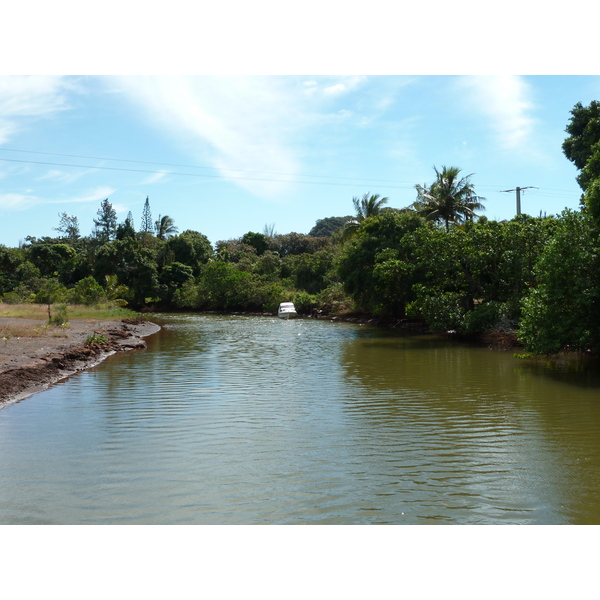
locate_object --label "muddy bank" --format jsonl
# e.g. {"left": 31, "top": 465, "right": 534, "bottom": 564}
{"left": 0, "top": 318, "right": 160, "bottom": 408}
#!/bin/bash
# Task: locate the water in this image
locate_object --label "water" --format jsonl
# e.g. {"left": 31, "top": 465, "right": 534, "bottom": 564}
{"left": 1, "top": 313, "right": 600, "bottom": 524}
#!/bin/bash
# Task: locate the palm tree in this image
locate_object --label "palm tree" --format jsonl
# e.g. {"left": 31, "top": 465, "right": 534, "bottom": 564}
{"left": 342, "top": 193, "right": 389, "bottom": 241}
{"left": 414, "top": 166, "right": 485, "bottom": 231}
{"left": 155, "top": 214, "right": 178, "bottom": 240}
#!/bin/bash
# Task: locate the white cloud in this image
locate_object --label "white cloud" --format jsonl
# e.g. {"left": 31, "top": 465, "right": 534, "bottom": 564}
{"left": 0, "top": 76, "right": 74, "bottom": 144}
{"left": 138, "top": 171, "right": 170, "bottom": 185}
{"left": 0, "top": 186, "right": 116, "bottom": 212}
{"left": 111, "top": 76, "right": 305, "bottom": 198}
{"left": 109, "top": 76, "right": 379, "bottom": 198}
{"left": 324, "top": 83, "right": 347, "bottom": 96}
{"left": 0, "top": 192, "right": 39, "bottom": 210}
{"left": 37, "top": 167, "right": 100, "bottom": 184}
{"left": 50, "top": 186, "right": 117, "bottom": 205}
{"left": 457, "top": 75, "right": 536, "bottom": 152}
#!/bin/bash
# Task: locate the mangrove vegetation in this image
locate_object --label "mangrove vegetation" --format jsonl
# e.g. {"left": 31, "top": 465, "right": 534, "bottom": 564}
{"left": 2, "top": 101, "right": 600, "bottom": 355}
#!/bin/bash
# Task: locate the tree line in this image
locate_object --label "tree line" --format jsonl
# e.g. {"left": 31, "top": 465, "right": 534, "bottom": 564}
{"left": 1, "top": 100, "right": 600, "bottom": 355}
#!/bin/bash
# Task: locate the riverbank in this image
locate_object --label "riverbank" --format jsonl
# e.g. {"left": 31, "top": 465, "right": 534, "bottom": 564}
{"left": 0, "top": 317, "right": 160, "bottom": 408}
{"left": 325, "top": 312, "right": 521, "bottom": 350}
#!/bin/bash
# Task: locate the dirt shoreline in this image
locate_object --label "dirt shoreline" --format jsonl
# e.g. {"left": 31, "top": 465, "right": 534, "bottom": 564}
{"left": 0, "top": 317, "right": 160, "bottom": 408}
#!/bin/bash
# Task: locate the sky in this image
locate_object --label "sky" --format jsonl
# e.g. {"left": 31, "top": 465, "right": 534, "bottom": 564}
{"left": 1, "top": 74, "right": 598, "bottom": 248}
{"left": 1, "top": 2, "right": 599, "bottom": 253}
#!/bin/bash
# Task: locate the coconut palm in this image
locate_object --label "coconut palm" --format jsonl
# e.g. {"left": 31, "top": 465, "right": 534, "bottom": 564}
{"left": 155, "top": 214, "right": 179, "bottom": 240}
{"left": 341, "top": 193, "right": 389, "bottom": 241}
{"left": 414, "top": 166, "right": 485, "bottom": 231}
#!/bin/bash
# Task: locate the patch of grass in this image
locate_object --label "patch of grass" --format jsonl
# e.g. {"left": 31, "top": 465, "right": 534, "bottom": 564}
{"left": 0, "top": 323, "right": 51, "bottom": 338}
{"left": 66, "top": 304, "right": 139, "bottom": 320}
{"left": 514, "top": 352, "right": 535, "bottom": 359}
{"left": 0, "top": 304, "right": 49, "bottom": 319}
{"left": 85, "top": 333, "right": 108, "bottom": 345}
{"left": 0, "top": 303, "right": 139, "bottom": 321}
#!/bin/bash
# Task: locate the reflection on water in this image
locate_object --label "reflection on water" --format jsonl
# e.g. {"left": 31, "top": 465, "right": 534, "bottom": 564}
{"left": 1, "top": 314, "right": 600, "bottom": 524}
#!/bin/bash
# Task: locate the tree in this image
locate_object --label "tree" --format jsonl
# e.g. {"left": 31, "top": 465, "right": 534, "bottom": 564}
{"left": 93, "top": 198, "right": 117, "bottom": 242}
{"left": 562, "top": 100, "right": 600, "bottom": 191}
{"left": 163, "top": 230, "right": 213, "bottom": 276}
{"left": 341, "top": 193, "right": 389, "bottom": 241}
{"left": 518, "top": 210, "right": 600, "bottom": 353}
{"left": 116, "top": 215, "right": 137, "bottom": 240}
{"left": 413, "top": 166, "right": 485, "bottom": 232}
{"left": 155, "top": 214, "right": 179, "bottom": 240}
{"left": 309, "top": 216, "right": 354, "bottom": 237}
{"left": 562, "top": 101, "right": 600, "bottom": 221}
{"left": 337, "top": 211, "right": 426, "bottom": 316}
{"left": 53, "top": 212, "right": 80, "bottom": 242}
{"left": 242, "top": 231, "right": 268, "bottom": 255}
{"left": 140, "top": 196, "right": 153, "bottom": 233}
{"left": 353, "top": 193, "right": 389, "bottom": 220}
{"left": 263, "top": 223, "right": 277, "bottom": 238}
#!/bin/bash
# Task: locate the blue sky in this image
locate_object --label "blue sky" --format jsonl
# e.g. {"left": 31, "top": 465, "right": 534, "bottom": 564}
{"left": 1, "top": 74, "right": 599, "bottom": 248}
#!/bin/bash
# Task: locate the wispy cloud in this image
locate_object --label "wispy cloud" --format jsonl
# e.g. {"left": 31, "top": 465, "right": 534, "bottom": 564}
{"left": 456, "top": 75, "right": 537, "bottom": 152}
{"left": 37, "top": 167, "right": 101, "bottom": 184}
{"left": 109, "top": 76, "right": 383, "bottom": 198}
{"left": 111, "top": 76, "right": 306, "bottom": 198}
{"left": 0, "top": 186, "right": 117, "bottom": 211}
{"left": 50, "top": 186, "right": 117, "bottom": 205}
{"left": 0, "top": 192, "right": 39, "bottom": 210}
{"left": 138, "top": 171, "right": 171, "bottom": 185}
{"left": 0, "top": 76, "right": 75, "bottom": 144}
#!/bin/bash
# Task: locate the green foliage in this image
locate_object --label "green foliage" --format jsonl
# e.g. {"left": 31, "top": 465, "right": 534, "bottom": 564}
{"left": 242, "top": 231, "right": 268, "bottom": 255}
{"left": 155, "top": 215, "right": 178, "bottom": 240}
{"left": 405, "top": 216, "right": 554, "bottom": 334}
{"left": 53, "top": 212, "right": 80, "bottom": 242}
{"left": 281, "top": 249, "right": 335, "bottom": 294}
{"left": 413, "top": 166, "right": 485, "bottom": 231}
{"left": 68, "top": 276, "right": 105, "bottom": 305}
{"left": 116, "top": 217, "right": 136, "bottom": 240}
{"left": 518, "top": 210, "right": 600, "bottom": 354}
{"left": 27, "top": 243, "right": 76, "bottom": 278}
{"left": 309, "top": 216, "right": 353, "bottom": 237}
{"left": 140, "top": 196, "right": 153, "bottom": 233}
{"left": 584, "top": 178, "right": 600, "bottom": 223}
{"left": 94, "top": 238, "right": 159, "bottom": 307}
{"left": 159, "top": 261, "right": 194, "bottom": 302}
{"left": 563, "top": 100, "right": 600, "bottom": 190}
{"left": 93, "top": 198, "right": 118, "bottom": 242}
{"left": 270, "top": 232, "right": 330, "bottom": 256}
{"left": 293, "top": 291, "right": 317, "bottom": 313}
{"left": 49, "top": 303, "right": 69, "bottom": 326}
{"left": 337, "top": 211, "right": 426, "bottom": 316}
{"left": 315, "top": 283, "right": 355, "bottom": 315}
{"left": 163, "top": 230, "right": 213, "bottom": 276}
{"left": 85, "top": 333, "right": 107, "bottom": 346}
{"left": 0, "top": 245, "right": 25, "bottom": 294}
{"left": 563, "top": 101, "right": 600, "bottom": 228}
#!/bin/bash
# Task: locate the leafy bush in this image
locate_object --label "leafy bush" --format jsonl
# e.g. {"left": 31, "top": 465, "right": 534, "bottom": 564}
{"left": 293, "top": 291, "right": 317, "bottom": 313}
{"left": 518, "top": 210, "right": 600, "bottom": 353}
{"left": 49, "top": 303, "right": 69, "bottom": 326}
{"left": 68, "top": 276, "right": 105, "bottom": 305}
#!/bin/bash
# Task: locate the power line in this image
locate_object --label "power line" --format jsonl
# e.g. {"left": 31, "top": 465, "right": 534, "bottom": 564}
{"left": 0, "top": 148, "right": 419, "bottom": 187}
{"left": 0, "top": 156, "right": 424, "bottom": 190}
{"left": 0, "top": 149, "right": 583, "bottom": 203}
{"left": 500, "top": 186, "right": 538, "bottom": 215}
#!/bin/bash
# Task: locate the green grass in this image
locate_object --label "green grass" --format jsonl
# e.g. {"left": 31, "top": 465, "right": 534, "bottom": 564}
{"left": 0, "top": 303, "right": 139, "bottom": 321}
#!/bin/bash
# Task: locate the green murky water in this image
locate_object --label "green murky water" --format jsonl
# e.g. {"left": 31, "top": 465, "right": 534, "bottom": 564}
{"left": 1, "top": 314, "right": 600, "bottom": 524}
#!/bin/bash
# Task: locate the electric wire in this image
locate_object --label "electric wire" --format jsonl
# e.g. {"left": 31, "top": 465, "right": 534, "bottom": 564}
{"left": 0, "top": 148, "right": 583, "bottom": 201}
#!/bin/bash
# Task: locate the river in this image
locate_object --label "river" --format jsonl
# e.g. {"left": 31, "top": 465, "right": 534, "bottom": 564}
{"left": 1, "top": 313, "right": 600, "bottom": 524}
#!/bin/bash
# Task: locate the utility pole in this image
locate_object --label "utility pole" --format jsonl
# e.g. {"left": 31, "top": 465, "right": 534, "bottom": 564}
{"left": 500, "top": 186, "right": 538, "bottom": 216}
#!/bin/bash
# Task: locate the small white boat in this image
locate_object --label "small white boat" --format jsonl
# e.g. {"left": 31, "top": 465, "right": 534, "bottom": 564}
{"left": 278, "top": 302, "right": 297, "bottom": 319}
